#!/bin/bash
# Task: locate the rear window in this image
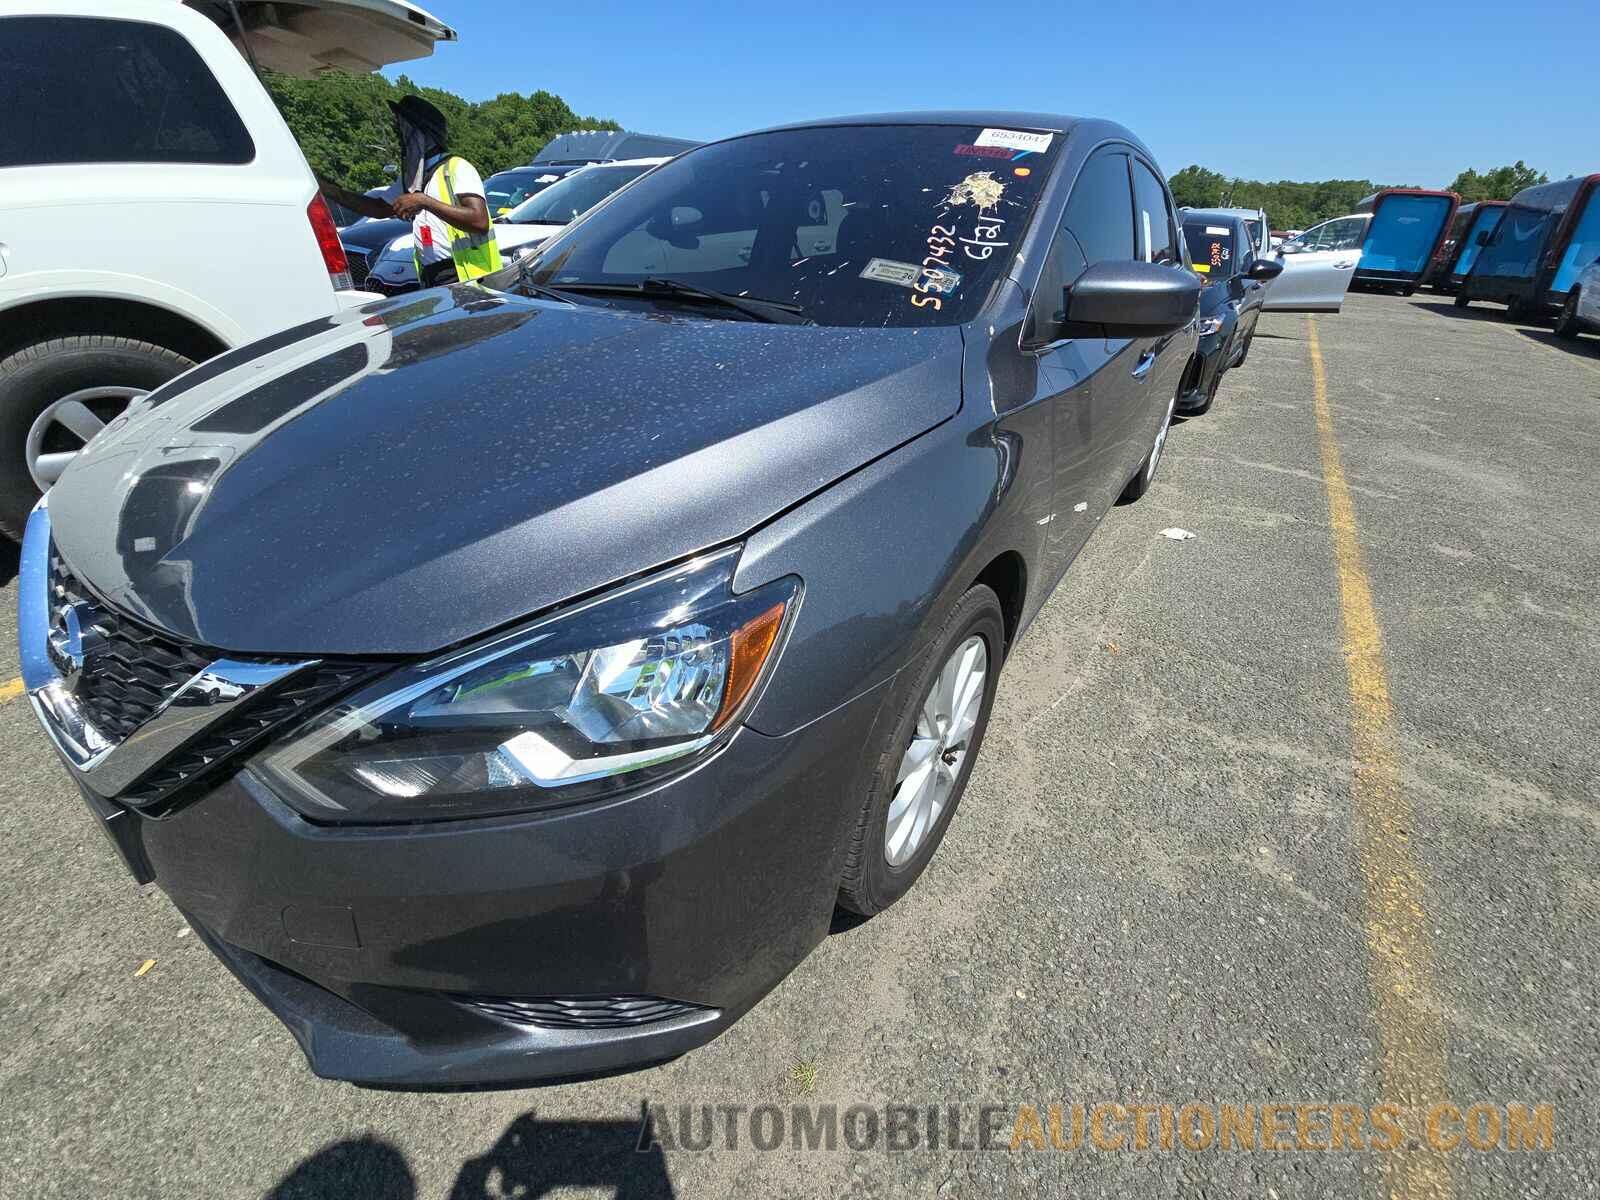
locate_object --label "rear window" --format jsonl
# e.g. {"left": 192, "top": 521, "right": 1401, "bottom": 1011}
{"left": 0, "top": 16, "right": 254, "bottom": 168}
{"left": 1184, "top": 222, "right": 1237, "bottom": 278}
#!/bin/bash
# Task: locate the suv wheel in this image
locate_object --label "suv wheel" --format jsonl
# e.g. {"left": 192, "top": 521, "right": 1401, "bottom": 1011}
{"left": 0, "top": 336, "right": 192, "bottom": 539}
{"left": 1554, "top": 289, "right": 1582, "bottom": 340}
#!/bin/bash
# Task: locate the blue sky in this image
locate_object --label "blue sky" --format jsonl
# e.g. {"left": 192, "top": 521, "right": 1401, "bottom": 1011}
{"left": 392, "top": 1, "right": 1591, "bottom": 187}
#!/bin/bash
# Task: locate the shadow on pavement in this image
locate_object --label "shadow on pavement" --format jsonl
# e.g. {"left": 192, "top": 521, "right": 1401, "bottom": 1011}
{"left": 1409, "top": 299, "right": 1600, "bottom": 363}
{"left": 0, "top": 540, "right": 17, "bottom": 589}
{"left": 266, "top": 1110, "right": 674, "bottom": 1200}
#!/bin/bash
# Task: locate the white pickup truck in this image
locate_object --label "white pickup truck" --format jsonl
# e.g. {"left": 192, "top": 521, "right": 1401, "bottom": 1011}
{"left": 0, "top": 0, "right": 455, "bottom": 538}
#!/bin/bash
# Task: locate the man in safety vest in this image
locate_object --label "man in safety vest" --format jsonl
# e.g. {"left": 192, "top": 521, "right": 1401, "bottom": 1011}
{"left": 319, "top": 96, "right": 501, "bottom": 288}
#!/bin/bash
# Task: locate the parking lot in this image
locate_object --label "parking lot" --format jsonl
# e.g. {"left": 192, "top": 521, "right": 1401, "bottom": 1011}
{"left": 1, "top": 293, "right": 1595, "bottom": 1198}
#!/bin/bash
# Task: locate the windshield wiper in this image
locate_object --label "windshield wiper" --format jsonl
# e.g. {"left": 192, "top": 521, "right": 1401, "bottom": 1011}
{"left": 546, "top": 277, "right": 812, "bottom": 324}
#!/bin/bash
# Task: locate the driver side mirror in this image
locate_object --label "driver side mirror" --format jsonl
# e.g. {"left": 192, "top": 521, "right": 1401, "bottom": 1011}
{"left": 1062, "top": 260, "right": 1202, "bottom": 338}
{"left": 1245, "top": 257, "right": 1284, "bottom": 282}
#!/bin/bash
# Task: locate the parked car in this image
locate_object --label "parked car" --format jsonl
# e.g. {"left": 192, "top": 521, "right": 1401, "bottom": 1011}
{"left": 1191, "top": 205, "right": 1270, "bottom": 260}
{"left": 1428, "top": 200, "right": 1507, "bottom": 294}
{"left": 375, "top": 159, "right": 670, "bottom": 288}
{"left": 531, "top": 129, "right": 702, "bottom": 166}
{"left": 1554, "top": 256, "right": 1600, "bottom": 340}
{"left": 1351, "top": 188, "right": 1460, "bottom": 295}
{"left": 338, "top": 216, "right": 410, "bottom": 287}
{"left": 1458, "top": 174, "right": 1600, "bottom": 320}
{"left": 362, "top": 235, "right": 427, "bottom": 296}
{"left": 0, "top": 0, "right": 454, "bottom": 539}
{"left": 1262, "top": 213, "right": 1370, "bottom": 312}
{"left": 1177, "top": 211, "right": 1282, "bottom": 415}
{"left": 21, "top": 112, "right": 1200, "bottom": 1088}
{"left": 482, "top": 165, "right": 576, "bottom": 217}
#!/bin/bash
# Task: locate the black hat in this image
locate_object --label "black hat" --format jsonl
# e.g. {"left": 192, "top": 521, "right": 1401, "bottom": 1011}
{"left": 388, "top": 95, "right": 448, "bottom": 144}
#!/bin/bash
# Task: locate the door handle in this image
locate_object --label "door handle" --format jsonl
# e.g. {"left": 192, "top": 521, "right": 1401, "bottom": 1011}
{"left": 1131, "top": 351, "right": 1156, "bottom": 380}
{"left": 1334, "top": 261, "right": 1356, "bottom": 269}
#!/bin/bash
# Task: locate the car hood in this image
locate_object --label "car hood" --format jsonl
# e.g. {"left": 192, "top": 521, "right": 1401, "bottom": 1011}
{"left": 48, "top": 288, "right": 963, "bottom": 655}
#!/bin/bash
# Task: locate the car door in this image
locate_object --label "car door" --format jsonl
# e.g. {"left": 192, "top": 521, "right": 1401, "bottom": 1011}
{"left": 1233, "top": 218, "right": 1267, "bottom": 337}
{"left": 1261, "top": 215, "right": 1367, "bottom": 311}
{"left": 1130, "top": 158, "right": 1189, "bottom": 422}
{"left": 1023, "top": 146, "right": 1144, "bottom": 583}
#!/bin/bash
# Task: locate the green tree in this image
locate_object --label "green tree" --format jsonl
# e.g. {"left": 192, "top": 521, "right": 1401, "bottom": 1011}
{"left": 1446, "top": 162, "right": 1548, "bottom": 202}
{"left": 262, "top": 70, "right": 618, "bottom": 190}
{"left": 1166, "top": 166, "right": 1390, "bottom": 229}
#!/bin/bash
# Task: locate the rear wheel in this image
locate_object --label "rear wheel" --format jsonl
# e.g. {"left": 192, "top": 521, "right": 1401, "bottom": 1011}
{"left": 1119, "top": 386, "right": 1177, "bottom": 504}
{"left": 838, "top": 584, "right": 1003, "bottom": 916}
{"left": 1504, "top": 298, "right": 1530, "bottom": 322}
{"left": 1454, "top": 294, "right": 1471, "bottom": 309}
{"left": 1554, "top": 289, "right": 1583, "bottom": 340}
{"left": 0, "top": 336, "right": 192, "bottom": 539}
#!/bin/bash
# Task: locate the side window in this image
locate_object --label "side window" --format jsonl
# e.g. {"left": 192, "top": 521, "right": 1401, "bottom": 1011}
{"left": 0, "top": 16, "right": 255, "bottom": 168}
{"left": 1132, "top": 160, "right": 1180, "bottom": 265}
{"left": 1027, "top": 150, "right": 1133, "bottom": 340}
{"left": 1328, "top": 218, "right": 1368, "bottom": 251}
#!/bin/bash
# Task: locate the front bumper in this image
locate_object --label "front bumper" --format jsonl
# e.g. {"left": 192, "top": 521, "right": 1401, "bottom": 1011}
{"left": 1176, "top": 334, "right": 1228, "bottom": 412}
{"left": 23, "top": 502, "right": 888, "bottom": 1088}
{"left": 147, "top": 689, "right": 876, "bottom": 1087}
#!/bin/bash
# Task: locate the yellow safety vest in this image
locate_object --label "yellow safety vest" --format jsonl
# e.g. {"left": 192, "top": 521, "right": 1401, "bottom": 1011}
{"left": 413, "top": 156, "right": 502, "bottom": 284}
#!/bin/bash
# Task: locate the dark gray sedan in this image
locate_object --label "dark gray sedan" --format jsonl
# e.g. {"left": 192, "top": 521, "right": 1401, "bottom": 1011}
{"left": 20, "top": 112, "right": 1199, "bottom": 1087}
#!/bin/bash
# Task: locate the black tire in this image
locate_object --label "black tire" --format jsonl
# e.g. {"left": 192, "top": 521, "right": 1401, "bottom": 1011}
{"left": 1504, "top": 298, "right": 1529, "bottom": 322}
{"left": 0, "top": 336, "right": 193, "bottom": 539}
{"left": 1554, "top": 289, "right": 1582, "bottom": 340}
{"left": 1400, "top": 285, "right": 1417, "bottom": 297}
{"left": 1454, "top": 294, "right": 1471, "bottom": 309}
{"left": 838, "top": 584, "right": 1004, "bottom": 916}
{"left": 1119, "top": 386, "right": 1178, "bottom": 504}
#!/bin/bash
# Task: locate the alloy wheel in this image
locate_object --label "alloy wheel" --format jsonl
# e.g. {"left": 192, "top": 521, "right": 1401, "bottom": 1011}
{"left": 886, "top": 635, "right": 987, "bottom": 866}
{"left": 1147, "top": 391, "right": 1177, "bottom": 484}
{"left": 26, "top": 386, "right": 144, "bottom": 491}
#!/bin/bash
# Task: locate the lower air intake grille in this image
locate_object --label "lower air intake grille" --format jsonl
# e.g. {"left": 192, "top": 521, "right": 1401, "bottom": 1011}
{"left": 456, "top": 994, "right": 710, "bottom": 1031}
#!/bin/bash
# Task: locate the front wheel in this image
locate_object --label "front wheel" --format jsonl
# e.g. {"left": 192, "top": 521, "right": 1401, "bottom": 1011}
{"left": 837, "top": 584, "right": 1003, "bottom": 916}
{"left": 1554, "top": 289, "right": 1582, "bottom": 340}
{"left": 0, "top": 336, "right": 193, "bottom": 539}
{"left": 1454, "top": 294, "right": 1471, "bottom": 309}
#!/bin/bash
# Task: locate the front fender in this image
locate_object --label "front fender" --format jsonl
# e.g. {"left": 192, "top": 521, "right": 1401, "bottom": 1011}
{"left": 732, "top": 417, "right": 1021, "bottom": 738}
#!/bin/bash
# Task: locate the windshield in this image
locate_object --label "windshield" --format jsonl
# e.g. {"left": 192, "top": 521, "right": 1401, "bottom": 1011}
{"left": 485, "top": 170, "right": 565, "bottom": 215}
{"left": 505, "top": 165, "right": 652, "bottom": 226}
{"left": 523, "top": 124, "right": 1061, "bottom": 327}
{"left": 1183, "top": 222, "right": 1237, "bottom": 279}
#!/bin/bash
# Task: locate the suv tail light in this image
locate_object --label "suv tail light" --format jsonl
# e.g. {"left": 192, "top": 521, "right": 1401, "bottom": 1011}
{"left": 306, "top": 195, "right": 354, "bottom": 290}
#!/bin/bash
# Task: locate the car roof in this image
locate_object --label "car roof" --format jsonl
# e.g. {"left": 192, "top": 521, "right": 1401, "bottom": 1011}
{"left": 1182, "top": 206, "right": 1264, "bottom": 221}
{"left": 1180, "top": 210, "right": 1247, "bottom": 230}
{"left": 581, "top": 157, "right": 670, "bottom": 169}
{"left": 723, "top": 112, "right": 1161, "bottom": 166}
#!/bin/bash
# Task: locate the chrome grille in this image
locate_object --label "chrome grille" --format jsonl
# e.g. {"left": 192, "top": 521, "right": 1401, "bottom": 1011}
{"left": 44, "top": 544, "right": 384, "bottom": 809}
{"left": 456, "top": 994, "right": 711, "bottom": 1031}
{"left": 47, "top": 551, "right": 211, "bottom": 741}
{"left": 119, "top": 660, "right": 379, "bottom": 808}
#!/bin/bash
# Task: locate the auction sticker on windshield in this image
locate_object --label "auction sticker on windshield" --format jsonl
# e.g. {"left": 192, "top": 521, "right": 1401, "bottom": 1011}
{"left": 974, "top": 128, "right": 1054, "bottom": 155}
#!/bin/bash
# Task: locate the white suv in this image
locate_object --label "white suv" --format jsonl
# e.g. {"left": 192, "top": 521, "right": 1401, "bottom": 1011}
{"left": 0, "top": 0, "right": 454, "bottom": 537}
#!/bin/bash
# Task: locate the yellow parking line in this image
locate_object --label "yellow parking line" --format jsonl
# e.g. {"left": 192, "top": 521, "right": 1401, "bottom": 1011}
{"left": 1309, "top": 318, "right": 1452, "bottom": 1200}
{"left": 0, "top": 677, "right": 24, "bottom": 705}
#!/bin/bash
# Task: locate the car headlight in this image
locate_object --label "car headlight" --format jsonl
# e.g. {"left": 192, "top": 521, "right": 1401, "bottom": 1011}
{"left": 1197, "top": 316, "right": 1226, "bottom": 336}
{"left": 253, "top": 548, "right": 797, "bottom": 823}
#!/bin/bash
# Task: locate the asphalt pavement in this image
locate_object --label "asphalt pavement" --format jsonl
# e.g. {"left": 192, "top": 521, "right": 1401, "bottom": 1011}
{"left": 1, "top": 293, "right": 1596, "bottom": 1199}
